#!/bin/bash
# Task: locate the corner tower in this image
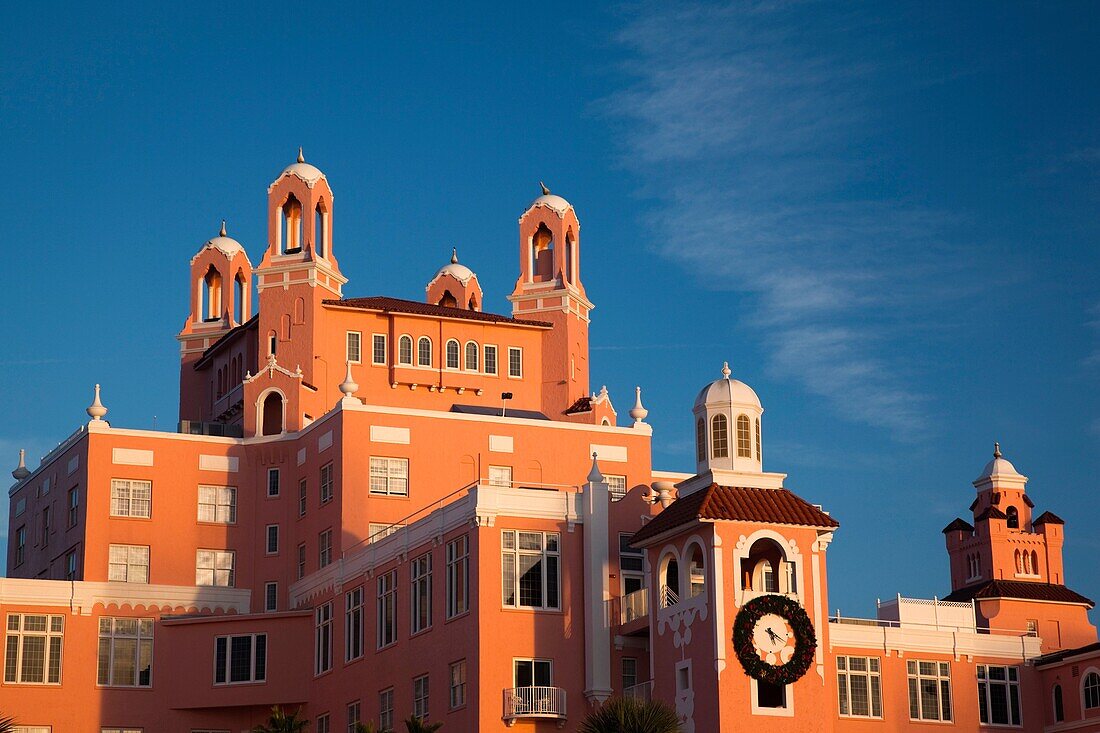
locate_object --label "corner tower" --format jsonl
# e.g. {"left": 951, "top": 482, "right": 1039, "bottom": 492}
{"left": 508, "top": 184, "right": 593, "bottom": 417}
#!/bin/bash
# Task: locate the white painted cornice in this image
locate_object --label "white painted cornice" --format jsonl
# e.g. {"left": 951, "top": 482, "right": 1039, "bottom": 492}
{"left": 0, "top": 578, "right": 250, "bottom": 616}
{"left": 828, "top": 620, "right": 1043, "bottom": 661}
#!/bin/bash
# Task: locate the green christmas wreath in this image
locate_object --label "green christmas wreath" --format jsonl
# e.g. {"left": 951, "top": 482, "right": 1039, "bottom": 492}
{"left": 732, "top": 594, "right": 817, "bottom": 685}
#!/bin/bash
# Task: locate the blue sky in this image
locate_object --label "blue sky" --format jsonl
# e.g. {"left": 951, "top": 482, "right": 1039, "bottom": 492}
{"left": 2, "top": 1, "right": 1098, "bottom": 616}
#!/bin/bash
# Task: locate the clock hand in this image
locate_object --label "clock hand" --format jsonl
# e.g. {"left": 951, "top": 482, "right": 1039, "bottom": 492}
{"left": 765, "top": 627, "right": 780, "bottom": 643}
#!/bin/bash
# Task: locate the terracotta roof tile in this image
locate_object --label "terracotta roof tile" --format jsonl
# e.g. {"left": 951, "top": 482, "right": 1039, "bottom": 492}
{"left": 943, "top": 580, "right": 1093, "bottom": 607}
{"left": 323, "top": 296, "right": 552, "bottom": 328}
{"left": 564, "top": 396, "right": 593, "bottom": 414}
{"left": 1033, "top": 511, "right": 1065, "bottom": 526}
{"left": 975, "top": 506, "right": 1008, "bottom": 522}
{"left": 630, "top": 484, "right": 838, "bottom": 546}
{"left": 1034, "top": 641, "right": 1100, "bottom": 667}
{"left": 942, "top": 518, "right": 975, "bottom": 534}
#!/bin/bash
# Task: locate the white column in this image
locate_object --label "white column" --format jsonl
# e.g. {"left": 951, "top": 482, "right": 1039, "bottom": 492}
{"left": 582, "top": 455, "right": 613, "bottom": 704}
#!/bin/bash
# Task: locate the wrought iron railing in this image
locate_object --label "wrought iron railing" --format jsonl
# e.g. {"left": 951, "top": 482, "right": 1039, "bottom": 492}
{"left": 503, "top": 686, "right": 567, "bottom": 720}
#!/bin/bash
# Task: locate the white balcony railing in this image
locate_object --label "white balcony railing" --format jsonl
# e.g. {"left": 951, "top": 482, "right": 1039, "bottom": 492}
{"left": 624, "top": 680, "right": 653, "bottom": 702}
{"left": 621, "top": 587, "right": 649, "bottom": 624}
{"left": 503, "top": 686, "right": 567, "bottom": 724}
{"left": 660, "top": 584, "right": 679, "bottom": 608}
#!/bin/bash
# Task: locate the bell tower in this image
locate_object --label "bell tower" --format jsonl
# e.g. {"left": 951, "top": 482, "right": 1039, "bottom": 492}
{"left": 508, "top": 184, "right": 594, "bottom": 417}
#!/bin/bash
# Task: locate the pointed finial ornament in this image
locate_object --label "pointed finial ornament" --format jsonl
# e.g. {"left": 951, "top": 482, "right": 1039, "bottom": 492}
{"left": 12, "top": 449, "right": 30, "bottom": 481}
{"left": 297, "top": 146, "right": 305, "bottom": 164}
{"left": 87, "top": 384, "right": 108, "bottom": 421}
{"left": 451, "top": 247, "right": 459, "bottom": 264}
{"left": 587, "top": 452, "right": 604, "bottom": 484}
{"left": 540, "top": 181, "right": 551, "bottom": 196}
{"left": 993, "top": 442, "right": 1002, "bottom": 459}
{"left": 219, "top": 219, "right": 227, "bottom": 237}
{"left": 629, "top": 386, "right": 649, "bottom": 424}
{"left": 339, "top": 360, "right": 359, "bottom": 398}
{"left": 721, "top": 361, "right": 732, "bottom": 379}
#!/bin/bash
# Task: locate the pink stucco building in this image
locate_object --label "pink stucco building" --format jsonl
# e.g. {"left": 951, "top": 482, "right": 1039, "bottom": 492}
{"left": 3, "top": 153, "right": 1098, "bottom": 732}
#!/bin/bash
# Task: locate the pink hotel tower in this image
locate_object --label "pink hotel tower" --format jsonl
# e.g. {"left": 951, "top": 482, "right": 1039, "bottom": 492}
{"left": 4, "top": 153, "right": 1099, "bottom": 733}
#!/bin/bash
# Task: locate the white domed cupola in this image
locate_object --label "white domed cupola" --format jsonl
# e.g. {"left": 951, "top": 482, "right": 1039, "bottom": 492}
{"left": 426, "top": 248, "right": 484, "bottom": 311}
{"left": 693, "top": 361, "right": 764, "bottom": 475}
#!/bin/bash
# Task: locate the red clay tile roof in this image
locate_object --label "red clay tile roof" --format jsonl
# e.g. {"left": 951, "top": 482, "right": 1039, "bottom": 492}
{"left": 630, "top": 484, "right": 839, "bottom": 546}
{"left": 975, "top": 506, "right": 1008, "bottom": 522}
{"left": 942, "top": 518, "right": 975, "bottom": 534}
{"left": 943, "top": 580, "right": 1093, "bottom": 607}
{"left": 1034, "top": 641, "right": 1100, "bottom": 667}
{"left": 1033, "top": 511, "right": 1065, "bottom": 525}
{"left": 1023, "top": 494, "right": 1035, "bottom": 508}
{"left": 564, "top": 396, "right": 593, "bottom": 414}
{"left": 323, "top": 296, "right": 552, "bottom": 328}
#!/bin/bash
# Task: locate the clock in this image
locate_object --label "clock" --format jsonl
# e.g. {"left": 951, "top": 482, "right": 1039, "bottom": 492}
{"left": 733, "top": 594, "right": 817, "bottom": 685}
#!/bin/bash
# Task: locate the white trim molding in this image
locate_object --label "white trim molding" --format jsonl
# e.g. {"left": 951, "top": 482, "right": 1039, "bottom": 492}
{"left": 0, "top": 577, "right": 250, "bottom": 616}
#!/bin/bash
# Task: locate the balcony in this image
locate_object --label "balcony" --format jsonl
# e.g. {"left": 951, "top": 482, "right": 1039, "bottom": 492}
{"left": 620, "top": 587, "right": 649, "bottom": 625}
{"left": 624, "top": 680, "right": 653, "bottom": 702}
{"left": 503, "top": 687, "right": 567, "bottom": 727}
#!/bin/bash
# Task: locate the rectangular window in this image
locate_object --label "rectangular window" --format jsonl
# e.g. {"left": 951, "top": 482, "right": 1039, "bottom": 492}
{"left": 66, "top": 551, "right": 78, "bottom": 580}
{"left": 14, "top": 527, "right": 26, "bottom": 566}
{"left": 110, "top": 479, "right": 152, "bottom": 519}
{"left": 4, "top": 614, "right": 64, "bottom": 684}
{"left": 379, "top": 688, "right": 394, "bottom": 731}
{"left": 68, "top": 487, "right": 79, "bottom": 527}
{"left": 345, "top": 587, "right": 364, "bottom": 662}
{"left": 213, "top": 633, "right": 266, "bottom": 684}
{"left": 978, "top": 665, "right": 1021, "bottom": 726}
{"left": 369, "top": 522, "right": 404, "bottom": 542}
{"left": 377, "top": 569, "right": 398, "bottom": 648}
{"left": 320, "top": 463, "right": 334, "bottom": 504}
{"left": 40, "top": 507, "right": 51, "bottom": 546}
{"left": 297, "top": 543, "right": 306, "bottom": 579}
{"left": 411, "top": 552, "right": 433, "bottom": 634}
{"left": 346, "top": 331, "right": 362, "bottom": 364}
{"left": 502, "top": 530, "right": 560, "bottom": 610}
{"left": 267, "top": 468, "right": 280, "bottom": 497}
{"left": 315, "top": 602, "right": 333, "bottom": 675}
{"left": 264, "top": 582, "right": 278, "bottom": 613}
{"left": 195, "top": 549, "right": 234, "bottom": 587}
{"left": 369, "top": 457, "right": 409, "bottom": 496}
{"left": 316, "top": 715, "right": 329, "bottom": 733}
{"left": 319, "top": 529, "right": 333, "bottom": 568}
{"left": 837, "top": 656, "right": 882, "bottom": 718}
{"left": 198, "top": 486, "right": 236, "bottom": 524}
{"left": 907, "top": 660, "right": 952, "bottom": 722}
{"left": 450, "top": 659, "right": 467, "bottom": 709}
{"left": 622, "top": 657, "right": 638, "bottom": 690}
{"left": 298, "top": 478, "right": 308, "bottom": 517}
{"left": 346, "top": 701, "right": 361, "bottom": 733}
{"left": 607, "top": 474, "right": 627, "bottom": 501}
{"left": 96, "top": 617, "right": 153, "bottom": 687}
{"left": 484, "top": 345, "right": 498, "bottom": 375}
{"left": 508, "top": 347, "right": 523, "bottom": 378}
{"left": 372, "top": 334, "right": 387, "bottom": 365}
{"left": 108, "top": 545, "right": 149, "bottom": 583}
{"left": 514, "top": 658, "right": 553, "bottom": 687}
{"left": 266, "top": 525, "right": 279, "bottom": 555}
{"left": 446, "top": 535, "right": 469, "bottom": 619}
{"left": 488, "top": 465, "right": 513, "bottom": 488}
{"left": 413, "top": 674, "right": 430, "bottom": 719}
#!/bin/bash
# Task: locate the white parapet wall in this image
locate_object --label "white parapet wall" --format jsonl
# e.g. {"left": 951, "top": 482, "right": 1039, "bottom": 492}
{"left": 0, "top": 577, "right": 251, "bottom": 615}
{"left": 877, "top": 595, "right": 976, "bottom": 632}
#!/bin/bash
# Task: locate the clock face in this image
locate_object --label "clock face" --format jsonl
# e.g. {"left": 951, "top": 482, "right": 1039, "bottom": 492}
{"left": 751, "top": 612, "right": 796, "bottom": 665}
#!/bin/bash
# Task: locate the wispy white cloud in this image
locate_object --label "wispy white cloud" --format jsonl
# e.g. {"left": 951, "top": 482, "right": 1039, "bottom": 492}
{"left": 600, "top": 1, "right": 978, "bottom": 437}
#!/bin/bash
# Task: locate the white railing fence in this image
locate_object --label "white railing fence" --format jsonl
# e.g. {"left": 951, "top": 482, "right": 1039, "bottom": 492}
{"left": 660, "top": 584, "right": 679, "bottom": 608}
{"left": 624, "top": 680, "right": 653, "bottom": 702}
{"left": 621, "top": 587, "right": 649, "bottom": 624}
{"left": 503, "top": 686, "right": 567, "bottom": 719}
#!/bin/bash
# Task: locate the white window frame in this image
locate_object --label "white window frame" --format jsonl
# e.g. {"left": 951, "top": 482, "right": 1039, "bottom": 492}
{"left": 265, "top": 525, "right": 279, "bottom": 555}
{"left": 606, "top": 474, "right": 627, "bottom": 501}
{"left": 320, "top": 462, "right": 334, "bottom": 504}
{"left": 907, "top": 659, "right": 953, "bottom": 722}
{"left": 446, "top": 535, "right": 469, "bottom": 619}
{"left": 379, "top": 688, "right": 394, "bottom": 731}
{"left": 96, "top": 617, "right": 153, "bottom": 688}
{"left": 508, "top": 346, "right": 523, "bottom": 378}
{"left": 377, "top": 569, "right": 398, "bottom": 648}
{"left": 267, "top": 468, "right": 280, "bottom": 498}
{"left": 346, "top": 701, "right": 361, "bottom": 733}
{"left": 464, "top": 341, "right": 479, "bottom": 371}
{"left": 4, "top": 613, "right": 64, "bottom": 684}
{"left": 977, "top": 664, "right": 1021, "bottom": 727}
{"left": 14, "top": 526, "right": 26, "bottom": 566}
{"left": 484, "top": 344, "right": 498, "bottom": 375}
{"left": 369, "top": 522, "right": 404, "bottom": 542}
{"left": 513, "top": 657, "right": 553, "bottom": 687}
{"left": 297, "top": 543, "right": 306, "bottom": 579}
{"left": 397, "top": 334, "right": 413, "bottom": 365}
{"left": 488, "top": 465, "right": 513, "bottom": 488}
{"left": 622, "top": 657, "right": 638, "bottom": 690}
{"left": 372, "top": 333, "right": 387, "bottom": 365}
{"left": 213, "top": 633, "right": 266, "bottom": 685}
{"left": 445, "top": 339, "right": 460, "bottom": 370}
{"left": 501, "top": 530, "right": 560, "bottom": 610}
{"left": 417, "top": 336, "right": 432, "bottom": 367}
{"left": 195, "top": 549, "right": 235, "bottom": 587}
{"left": 264, "top": 582, "right": 278, "bottom": 613}
{"left": 110, "top": 479, "right": 151, "bottom": 519}
{"left": 450, "top": 659, "right": 467, "bottom": 709}
{"left": 411, "top": 552, "right": 433, "bottom": 634}
{"left": 345, "top": 587, "right": 364, "bottom": 662}
{"left": 369, "top": 457, "right": 409, "bottom": 496}
{"left": 68, "top": 487, "right": 79, "bottom": 527}
{"left": 346, "top": 331, "right": 362, "bottom": 364}
{"left": 837, "top": 655, "right": 882, "bottom": 719}
{"left": 315, "top": 602, "right": 333, "bottom": 676}
{"left": 108, "top": 544, "right": 149, "bottom": 583}
{"left": 1085, "top": 670, "right": 1100, "bottom": 710}
{"left": 413, "top": 674, "right": 430, "bottom": 719}
{"left": 198, "top": 485, "right": 237, "bottom": 524}
{"left": 298, "top": 478, "right": 307, "bottom": 517}
{"left": 315, "top": 714, "right": 329, "bottom": 733}
{"left": 319, "top": 529, "right": 333, "bottom": 568}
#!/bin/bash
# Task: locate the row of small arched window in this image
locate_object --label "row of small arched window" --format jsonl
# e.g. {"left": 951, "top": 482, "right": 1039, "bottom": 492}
{"left": 696, "top": 414, "right": 761, "bottom": 463}
{"left": 1015, "top": 549, "right": 1039, "bottom": 576}
{"left": 215, "top": 355, "right": 246, "bottom": 401}
{"left": 395, "top": 335, "right": 497, "bottom": 371}
{"left": 658, "top": 537, "right": 793, "bottom": 608}
{"left": 965, "top": 553, "right": 982, "bottom": 580}
{"left": 1053, "top": 672, "right": 1100, "bottom": 722}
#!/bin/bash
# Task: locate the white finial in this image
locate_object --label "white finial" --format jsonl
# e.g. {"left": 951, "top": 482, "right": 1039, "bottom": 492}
{"left": 451, "top": 247, "right": 459, "bottom": 264}
{"left": 721, "top": 361, "right": 731, "bottom": 379}
{"left": 12, "top": 449, "right": 30, "bottom": 480}
{"left": 86, "top": 384, "right": 107, "bottom": 421}
{"left": 219, "top": 219, "right": 227, "bottom": 237}
{"left": 993, "top": 441, "right": 1002, "bottom": 459}
{"left": 297, "top": 146, "right": 305, "bottom": 163}
{"left": 587, "top": 452, "right": 604, "bottom": 483}
{"left": 339, "top": 361, "right": 359, "bottom": 398}
{"left": 629, "top": 386, "right": 649, "bottom": 424}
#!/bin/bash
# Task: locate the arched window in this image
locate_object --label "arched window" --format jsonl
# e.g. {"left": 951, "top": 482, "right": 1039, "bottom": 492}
{"left": 755, "top": 418, "right": 762, "bottom": 461}
{"left": 465, "top": 341, "right": 479, "bottom": 371}
{"left": 531, "top": 223, "right": 555, "bottom": 281}
{"left": 565, "top": 232, "right": 575, "bottom": 283}
{"left": 1031, "top": 551, "right": 1039, "bottom": 576}
{"left": 314, "top": 201, "right": 327, "bottom": 258}
{"left": 417, "top": 337, "right": 432, "bottom": 367}
{"left": 233, "top": 271, "right": 245, "bottom": 324}
{"left": 736, "top": 414, "right": 752, "bottom": 457}
{"left": 445, "top": 339, "right": 460, "bottom": 369}
{"left": 1006, "top": 506, "right": 1019, "bottom": 529}
{"left": 1015, "top": 550, "right": 1022, "bottom": 574}
{"left": 261, "top": 392, "right": 284, "bottom": 436}
{"left": 398, "top": 335, "right": 413, "bottom": 365}
{"left": 711, "top": 414, "right": 729, "bottom": 458}
{"left": 202, "top": 266, "right": 222, "bottom": 321}
{"left": 696, "top": 418, "right": 707, "bottom": 463}
{"left": 687, "top": 545, "right": 706, "bottom": 598}
{"left": 468, "top": 295, "right": 479, "bottom": 311}
{"left": 280, "top": 314, "right": 291, "bottom": 341}
{"left": 268, "top": 331, "right": 277, "bottom": 357}
{"left": 281, "top": 194, "right": 303, "bottom": 253}
{"left": 437, "top": 290, "right": 458, "bottom": 308}
{"left": 1023, "top": 551, "right": 1032, "bottom": 575}
{"left": 1053, "top": 684, "right": 1064, "bottom": 722}
{"left": 293, "top": 297, "right": 305, "bottom": 325}
{"left": 1085, "top": 672, "right": 1100, "bottom": 710}
{"left": 741, "top": 538, "right": 791, "bottom": 594}
{"left": 660, "top": 555, "right": 680, "bottom": 607}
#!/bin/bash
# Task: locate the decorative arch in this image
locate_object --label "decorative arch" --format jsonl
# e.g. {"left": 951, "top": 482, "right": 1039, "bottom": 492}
{"left": 464, "top": 341, "right": 479, "bottom": 371}
{"left": 711, "top": 414, "right": 729, "bottom": 458}
{"left": 1053, "top": 684, "right": 1064, "bottom": 722}
{"left": 313, "top": 198, "right": 328, "bottom": 258}
{"left": 1031, "top": 550, "right": 1039, "bottom": 576}
{"left": 293, "top": 297, "right": 305, "bottom": 325}
{"left": 201, "top": 265, "right": 223, "bottom": 321}
{"left": 233, "top": 269, "right": 247, "bottom": 324}
{"left": 658, "top": 548, "right": 681, "bottom": 608}
{"left": 1081, "top": 667, "right": 1100, "bottom": 711}
{"left": 565, "top": 229, "right": 576, "bottom": 283}
{"left": 734, "top": 529, "right": 804, "bottom": 607}
{"left": 398, "top": 335, "right": 413, "bottom": 365}
{"left": 437, "top": 289, "right": 458, "bottom": 308}
{"left": 531, "top": 223, "right": 555, "bottom": 282}
{"left": 445, "top": 339, "right": 460, "bottom": 369}
{"left": 256, "top": 388, "right": 287, "bottom": 437}
{"left": 685, "top": 540, "right": 707, "bottom": 598}
{"left": 417, "top": 337, "right": 432, "bottom": 367}
{"left": 280, "top": 314, "right": 291, "bottom": 341}
{"left": 1006, "top": 505, "right": 1020, "bottom": 529}
{"left": 280, "top": 193, "right": 303, "bottom": 253}
{"left": 1015, "top": 550, "right": 1023, "bottom": 574}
